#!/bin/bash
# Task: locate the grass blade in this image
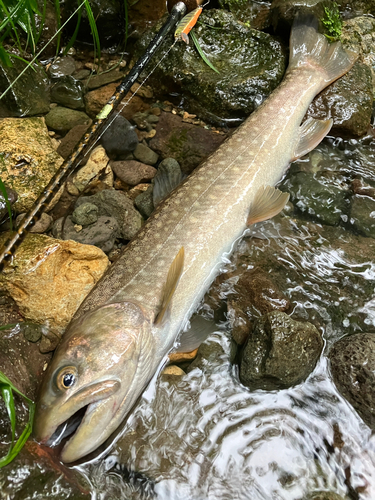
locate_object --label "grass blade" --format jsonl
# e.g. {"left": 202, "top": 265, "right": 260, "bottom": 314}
{"left": 1, "top": 386, "right": 16, "bottom": 443}
{"left": 190, "top": 30, "right": 219, "bottom": 74}
{"left": 83, "top": 0, "right": 101, "bottom": 63}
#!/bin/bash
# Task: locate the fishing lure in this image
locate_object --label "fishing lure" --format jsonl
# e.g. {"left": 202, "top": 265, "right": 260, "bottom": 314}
{"left": 175, "top": 4, "right": 205, "bottom": 44}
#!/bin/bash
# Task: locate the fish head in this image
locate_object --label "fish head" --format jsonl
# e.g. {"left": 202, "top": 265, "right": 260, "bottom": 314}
{"left": 34, "top": 301, "right": 154, "bottom": 463}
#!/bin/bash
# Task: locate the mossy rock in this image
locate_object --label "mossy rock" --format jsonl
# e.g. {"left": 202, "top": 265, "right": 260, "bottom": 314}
{"left": 135, "top": 9, "right": 286, "bottom": 122}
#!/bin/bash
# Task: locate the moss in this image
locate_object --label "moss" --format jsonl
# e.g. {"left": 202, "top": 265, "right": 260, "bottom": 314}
{"left": 321, "top": 1, "right": 342, "bottom": 41}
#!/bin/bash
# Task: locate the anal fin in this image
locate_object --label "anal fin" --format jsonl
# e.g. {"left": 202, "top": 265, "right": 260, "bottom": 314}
{"left": 292, "top": 117, "right": 333, "bottom": 161}
{"left": 154, "top": 247, "right": 184, "bottom": 326}
{"left": 247, "top": 186, "right": 289, "bottom": 226}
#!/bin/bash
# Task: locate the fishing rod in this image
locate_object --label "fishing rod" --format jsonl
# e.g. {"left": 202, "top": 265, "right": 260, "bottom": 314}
{"left": 0, "top": 1, "right": 187, "bottom": 271}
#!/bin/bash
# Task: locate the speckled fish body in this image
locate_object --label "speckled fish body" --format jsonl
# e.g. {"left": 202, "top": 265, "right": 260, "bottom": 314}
{"left": 34, "top": 18, "right": 356, "bottom": 463}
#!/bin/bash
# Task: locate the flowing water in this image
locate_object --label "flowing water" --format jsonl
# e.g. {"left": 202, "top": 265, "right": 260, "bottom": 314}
{"left": 60, "top": 135, "right": 375, "bottom": 500}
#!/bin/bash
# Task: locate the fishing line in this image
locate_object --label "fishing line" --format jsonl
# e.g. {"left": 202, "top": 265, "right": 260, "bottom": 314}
{"left": 1, "top": 0, "right": 89, "bottom": 100}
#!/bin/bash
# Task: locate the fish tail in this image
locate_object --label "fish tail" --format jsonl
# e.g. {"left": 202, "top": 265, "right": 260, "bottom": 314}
{"left": 289, "top": 15, "right": 357, "bottom": 90}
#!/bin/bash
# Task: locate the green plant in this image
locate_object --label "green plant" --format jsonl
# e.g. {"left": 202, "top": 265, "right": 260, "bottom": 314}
{"left": 0, "top": 367, "right": 35, "bottom": 468}
{"left": 190, "top": 29, "right": 219, "bottom": 73}
{"left": 321, "top": 1, "right": 342, "bottom": 42}
{"left": 0, "top": 177, "right": 13, "bottom": 231}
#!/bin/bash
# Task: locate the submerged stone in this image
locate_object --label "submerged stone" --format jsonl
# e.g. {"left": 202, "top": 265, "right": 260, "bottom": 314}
{"left": 50, "top": 75, "right": 85, "bottom": 110}
{"left": 239, "top": 311, "right": 323, "bottom": 390}
{"left": 329, "top": 333, "right": 375, "bottom": 431}
{"left": 135, "top": 9, "right": 286, "bottom": 122}
{"left": 100, "top": 115, "right": 139, "bottom": 158}
{"left": 350, "top": 194, "right": 375, "bottom": 238}
{"left": 0, "top": 58, "right": 50, "bottom": 116}
{"left": 49, "top": 56, "right": 76, "bottom": 78}
{"left": 45, "top": 106, "right": 91, "bottom": 132}
{"left": 0, "top": 117, "right": 64, "bottom": 212}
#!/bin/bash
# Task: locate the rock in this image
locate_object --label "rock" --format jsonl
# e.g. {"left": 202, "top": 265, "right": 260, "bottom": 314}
{"left": 73, "top": 146, "right": 113, "bottom": 191}
{"left": 0, "top": 233, "right": 109, "bottom": 332}
{"left": 53, "top": 215, "right": 119, "bottom": 253}
{"left": 39, "top": 329, "right": 61, "bottom": 353}
{"left": 161, "top": 365, "right": 185, "bottom": 377}
{"left": 21, "top": 322, "right": 43, "bottom": 343}
{"left": 0, "top": 185, "right": 17, "bottom": 223}
{"left": 239, "top": 311, "right": 323, "bottom": 390}
{"left": 50, "top": 75, "right": 85, "bottom": 110}
{"left": 49, "top": 56, "right": 76, "bottom": 78}
{"left": 62, "top": 0, "right": 126, "bottom": 47}
{"left": 0, "top": 117, "right": 64, "bottom": 212}
{"left": 342, "top": 16, "right": 375, "bottom": 93}
{"left": 16, "top": 212, "right": 53, "bottom": 234}
{"left": 329, "top": 333, "right": 375, "bottom": 431}
{"left": 45, "top": 106, "right": 92, "bottom": 132}
{"left": 219, "top": 0, "right": 271, "bottom": 30}
{"left": 350, "top": 194, "right": 375, "bottom": 238}
{"left": 169, "top": 348, "right": 198, "bottom": 364}
{"left": 132, "top": 143, "right": 158, "bottom": 165}
{"left": 84, "top": 83, "right": 149, "bottom": 120}
{"left": 306, "top": 61, "right": 373, "bottom": 137}
{"left": 149, "top": 112, "right": 226, "bottom": 173}
{"left": 127, "top": 183, "right": 150, "bottom": 200}
{"left": 100, "top": 115, "right": 139, "bottom": 158}
{"left": 134, "top": 185, "right": 154, "bottom": 218}
{"left": 71, "top": 202, "right": 99, "bottom": 226}
{"left": 135, "top": 9, "right": 286, "bottom": 122}
{"left": 110, "top": 160, "right": 156, "bottom": 185}
{"left": 305, "top": 493, "right": 346, "bottom": 500}
{"left": 57, "top": 122, "right": 91, "bottom": 159}
{"left": 285, "top": 171, "right": 349, "bottom": 226}
{"left": 0, "top": 57, "right": 50, "bottom": 116}
{"left": 82, "top": 69, "right": 123, "bottom": 90}
{"left": 75, "top": 189, "right": 143, "bottom": 240}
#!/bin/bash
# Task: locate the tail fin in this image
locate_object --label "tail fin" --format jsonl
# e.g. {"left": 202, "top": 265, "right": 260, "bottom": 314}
{"left": 289, "top": 16, "right": 357, "bottom": 88}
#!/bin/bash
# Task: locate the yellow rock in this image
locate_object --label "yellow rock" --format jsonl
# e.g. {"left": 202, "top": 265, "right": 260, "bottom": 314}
{"left": 162, "top": 365, "right": 185, "bottom": 376}
{"left": 0, "top": 233, "right": 109, "bottom": 332}
{"left": 169, "top": 348, "right": 198, "bottom": 363}
{"left": 0, "top": 117, "right": 64, "bottom": 212}
{"left": 73, "top": 145, "right": 113, "bottom": 192}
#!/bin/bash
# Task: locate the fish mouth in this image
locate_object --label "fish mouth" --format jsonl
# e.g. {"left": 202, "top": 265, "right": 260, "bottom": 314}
{"left": 35, "top": 378, "right": 122, "bottom": 462}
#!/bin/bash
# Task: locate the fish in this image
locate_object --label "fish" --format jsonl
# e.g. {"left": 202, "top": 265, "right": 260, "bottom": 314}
{"left": 34, "top": 16, "right": 357, "bottom": 463}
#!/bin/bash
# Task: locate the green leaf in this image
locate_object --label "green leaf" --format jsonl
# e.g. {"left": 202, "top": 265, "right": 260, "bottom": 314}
{"left": 1, "top": 385, "right": 16, "bottom": 443}
{"left": 190, "top": 30, "right": 220, "bottom": 74}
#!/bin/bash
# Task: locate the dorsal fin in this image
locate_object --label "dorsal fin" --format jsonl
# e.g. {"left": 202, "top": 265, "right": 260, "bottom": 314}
{"left": 154, "top": 247, "right": 185, "bottom": 326}
{"left": 247, "top": 186, "right": 289, "bottom": 226}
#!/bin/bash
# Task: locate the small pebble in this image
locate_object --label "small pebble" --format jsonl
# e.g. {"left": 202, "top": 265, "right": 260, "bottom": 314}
{"left": 133, "top": 143, "right": 159, "bottom": 165}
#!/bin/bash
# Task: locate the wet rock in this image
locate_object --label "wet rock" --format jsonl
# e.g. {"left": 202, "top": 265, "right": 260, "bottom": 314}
{"left": 0, "top": 57, "right": 50, "bottom": 117}
{"left": 228, "top": 268, "right": 290, "bottom": 345}
{"left": 84, "top": 83, "right": 149, "bottom": 120}
{"left": 134, "top": 185, "right": 154, "bottom": 218}
{"left": 73, "top": 145, "right": 113, "bottom": 191}
{"left": 16, "top": 212, "right": 53, "bottom": 234}
{"left": 342, "top": 16, "right": 375, "bottom": 93}
{"left": 169, "top": 348, "right": 198, "bottom": 364}
{"left": 150, "top": 112, "right": 226, "bottom": 173}
{"left": 110, "top": 160, "right": 156, "bottom": 185}
{"left": 350, "top": 194, "right": 375, "bottom": 238}
{"left": 63, "top": 0, "right": 126, "bottom": 47}
{"left": 101, "top": 115, "right": 138, "bottom": 159}
{"left": 21, "top": 322, "right": 43, "bottom": 343}
{"left": 82, "top": 69, "right": 123, "bottom": 90}
{"left": 219, "top": 0, "right": 272, "bottom": 30}
{"left": 57, "top": 122, "right": 91, "bottom": 159}
{"left": 49, "top": 56, "right": 76, "bottom": 78}
{"left": 329, "top": 333, "right": 375, "bottom": 431}
{"left": 161, "top": 365, "right": 185, "bottom": 377}
{"left": 133, "top": 143, "right": 159, "bottom": 165}
{"left": 0, "top": 117, "right": 64, "bottom": 212}
{"left": 50, "top": 76, "right": 85, "bottom": 110}
{"left": 239, "top": 311, "right": 323, "bottom": 390}
{"left": 72, "top": 202, "right": 99, "bottom": 226}
{"left": 53, "top": 215, "right": 119, "bottom": 253}
{"left": 39, "top": 329, "right": 61, "bottom": 353}
{"left": 306, "top": 61, "right": 373, "bottom": 137}
{"left": 127, "top": 182, "right": 149, "bottom": 200}
{"left": 136, "top": 9, "right": 286, "bottom": 121}
{"left": 305, "top": 492, "right": 346, "bottom": 500}
{"left": 75, "top": 189, "right": 143, "bottom": 240}
{"left": 285, "top": 171, "right": 349, "bottom": 226}
{"left": 0, "top": 233, "right": 109, "bottom": 332}
{"left": 0, "top": 185, "right": 17, "bottom": 223}
{"left": 45, "top": 106, "right": 91, "bottom": 133}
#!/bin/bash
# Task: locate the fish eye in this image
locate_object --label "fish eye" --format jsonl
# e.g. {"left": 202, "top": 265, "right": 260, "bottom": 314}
{"left": 55, "top": 366, "right": 77, "bottom": 391}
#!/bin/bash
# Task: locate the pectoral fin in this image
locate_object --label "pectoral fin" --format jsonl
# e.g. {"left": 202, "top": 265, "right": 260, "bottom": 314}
{"left": 154, "top": 247, "right": 185, "bottom": 326}
{"left": 153, "top": 162, "right": 186, "bottom": 206}
{"left": 175, "top": 314, "right": 216, "bottom": 353}
{"left": 247, "top": 186, "right": 289, "bottom": 226}
{"left": 292, "top": 117, "right": 333, "bottom": 161}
